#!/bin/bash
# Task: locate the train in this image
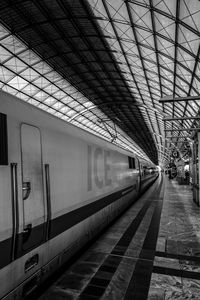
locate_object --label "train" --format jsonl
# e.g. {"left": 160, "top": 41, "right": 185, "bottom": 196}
{"left": 0, "top": 90, "right": 158, "bottom": 299}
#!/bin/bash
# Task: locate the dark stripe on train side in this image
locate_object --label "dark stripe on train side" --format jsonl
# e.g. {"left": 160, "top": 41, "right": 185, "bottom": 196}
{"left": 15, "top": 224, "right": 46, "bottom": 258}
{"left": 49, "top": 184, "right": 137, "bottom": 239}
{"left": 1, "top": 184, "right": 135, "bottom": 269}
{"left": 0, "top": 174, "right": 158, "bottom": 271}
{"left": 49, "top": 174, "right": 158, "bottom": 240}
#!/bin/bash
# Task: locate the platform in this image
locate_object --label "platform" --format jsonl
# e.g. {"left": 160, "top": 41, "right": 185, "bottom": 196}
{"left": 37, "top": 175, "right": 200, "bottom": 300}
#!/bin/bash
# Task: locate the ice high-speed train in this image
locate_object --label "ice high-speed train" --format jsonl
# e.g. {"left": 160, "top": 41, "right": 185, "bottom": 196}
{"left": 0, "top": 91, "right": 158, "bottom": 299}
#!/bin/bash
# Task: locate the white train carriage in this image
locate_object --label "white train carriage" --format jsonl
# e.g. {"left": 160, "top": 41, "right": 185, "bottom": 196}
{"left": 0, "top": 91, "right": 158, "bottom": 299}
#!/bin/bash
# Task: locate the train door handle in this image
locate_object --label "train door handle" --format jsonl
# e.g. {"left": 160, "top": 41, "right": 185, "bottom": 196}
{"left": 23, "top": 224, "right": 32, "bottom": 243}
{"left": 22, "top": 182, "right": 31, "bottom": 200}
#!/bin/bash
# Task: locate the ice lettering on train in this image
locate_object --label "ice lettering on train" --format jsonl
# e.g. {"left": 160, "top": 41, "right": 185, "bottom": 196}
{"left": 88, "top": 145, "right": 112, "bottom": 191}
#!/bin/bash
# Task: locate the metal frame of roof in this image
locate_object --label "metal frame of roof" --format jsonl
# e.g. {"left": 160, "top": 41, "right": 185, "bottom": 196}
{"left": 0, "top": 24, "right": 150, "bottom": 159}
{"left": 0, "top": 0, "right": 200, "bottom": 165}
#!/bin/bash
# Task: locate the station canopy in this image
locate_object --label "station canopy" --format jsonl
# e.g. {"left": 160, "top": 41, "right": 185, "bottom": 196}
{"left": 0, "top": 0, "right": 199, "bottom": 166}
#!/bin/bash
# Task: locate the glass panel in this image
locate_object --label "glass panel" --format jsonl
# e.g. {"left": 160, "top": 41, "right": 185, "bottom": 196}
{"left": 8, "top": 76, "right": 28, "bottom": 90}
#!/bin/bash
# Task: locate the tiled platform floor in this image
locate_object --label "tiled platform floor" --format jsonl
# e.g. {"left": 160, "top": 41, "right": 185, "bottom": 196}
{"left": 38, "top": 175, "right": 200, "bottom": 300}
{"left": 149, "top": 176, "right": 200, "bottom": 300}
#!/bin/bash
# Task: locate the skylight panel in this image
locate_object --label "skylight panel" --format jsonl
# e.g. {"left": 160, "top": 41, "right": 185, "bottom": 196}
{"left": 1, "top": 35, "right": 24, "bottom": 54}
{"left": 0, "top": 66, "right": 14, "bottom": 82}
{"left": 33, "top": 90, "right": 49, "bottom": 101}
{"left": 33, "top": 61, "right": 52, "bottom": 75}
{"left": 20, "top": 68, "right": 39, "bottom": 81}
{"left": 54, "top": 111, "right": 63, "bottom": 118}
{"left": 154, "top": 0, "right": 176, "bottom": 17}
{"left": 17, "top": 50, "right": 39, "bottom": 65}
{"left": 8, "top": 76, "right": 28, "bottom": 90}
{"left": 27, "top": 98, "right": 39, "bottom": 106}
{"left": 4, "top": 57, "right": 27, "bottom": 73}
{"left": 0, "top": 45, "right": 13, "bottom": 62}
{"left": 180, "top": 0, "right": 200, "bottom": 32}
{"left": 43, "top": 97, "right": 56, "bottom": 106}
{"left": 38, "top": 103, "right": 48, "bottom": 110}
{"left": 21, "top": 83, "right": 40, "bottom": 96}
{"left": 74, "top": 104, "right": 85, "bottom": 112}
{"left": 188, "top": 100, "right": 200, "bottom": 112}
{"left": 32, "top": 77, "right": 50, "bottom": 89}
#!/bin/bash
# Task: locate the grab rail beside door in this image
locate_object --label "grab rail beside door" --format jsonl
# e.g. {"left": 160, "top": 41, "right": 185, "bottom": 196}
{"left": 10, "top": 163, "right": 19, "bottom": 261}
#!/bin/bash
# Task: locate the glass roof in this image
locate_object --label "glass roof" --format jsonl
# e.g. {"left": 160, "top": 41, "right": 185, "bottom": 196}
{"left": 89, "top": 0, "right": 200, "bottom": 164}
{"left": 0, "top": 0, "right": 199, "bottom": 166}
{"left": 0, "top": 23, "right": 149, "bottom": 160}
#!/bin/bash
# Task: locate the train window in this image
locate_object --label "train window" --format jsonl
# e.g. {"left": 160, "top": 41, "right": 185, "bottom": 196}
{"left": 128, "top": 156, "right": 135, "bottom": 169}
{"left": 0, "top": 113, "right": 8, "bottom": 165}
{"left": 128, "top": 156, "right": 132, "bottom": 168}
{"left": 132, "top": 157, "right": 135, "bottom": 169}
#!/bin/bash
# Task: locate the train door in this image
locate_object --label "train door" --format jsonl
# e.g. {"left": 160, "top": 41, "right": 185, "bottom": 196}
{"left": 20, "top": 124, "right": 45, "bottom": 251}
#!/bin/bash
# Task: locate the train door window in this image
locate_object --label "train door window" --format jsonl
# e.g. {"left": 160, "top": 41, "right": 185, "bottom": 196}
{"left": 128, "top": 156, "right": 131, "bottom": 168}
{"left": 0, "top": 113, "right": 8, "bottom": 165}
{"left": 128, "top": 156, "right": 135, "bottom": 169}
{"left": 21, "top": 124, "right": 45, "bottom": 251}
{"left": 132, "top": 157, "right": 135, "bottom": 169}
